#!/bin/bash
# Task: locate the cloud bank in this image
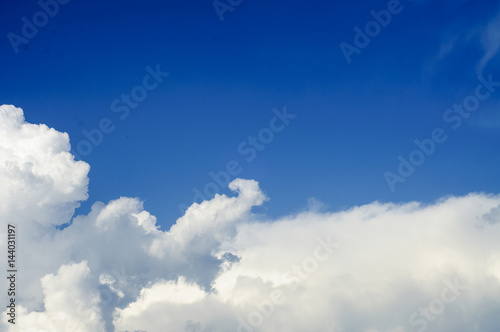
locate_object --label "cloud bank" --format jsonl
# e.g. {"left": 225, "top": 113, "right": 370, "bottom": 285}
{"left": 1, "top": 105, "right": 500, "bottom": 332}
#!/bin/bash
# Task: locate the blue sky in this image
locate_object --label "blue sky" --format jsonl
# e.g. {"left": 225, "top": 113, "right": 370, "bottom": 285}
{"left": 2, "top": 0, "right": 500, "bottom": 229}
{"left": 4, "top": 2, "right": 500, "bottom": 331}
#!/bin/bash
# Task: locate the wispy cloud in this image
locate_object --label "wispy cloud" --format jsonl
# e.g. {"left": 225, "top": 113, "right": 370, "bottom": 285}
{"left": 425, "top": 4, "right": 500, "bottom": 77}
{"left": 477, "top": 10, "right": 500, "bottom": 75}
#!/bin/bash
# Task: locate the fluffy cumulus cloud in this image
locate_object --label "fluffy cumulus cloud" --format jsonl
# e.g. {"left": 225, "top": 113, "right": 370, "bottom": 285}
{"left": 0, "top": 105, "right": 89, "bottom": 228}
{"left": 12, "top": 261, "right": 105, "bottom": 332}
{"left": 2, "top": 104, "right": 500, "bottom": 331}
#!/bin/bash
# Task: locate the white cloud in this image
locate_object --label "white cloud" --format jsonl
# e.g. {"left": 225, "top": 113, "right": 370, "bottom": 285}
{"left": 0, "top": 105, "right": 89, "bottom": 226}
{"left": 113, "top": 277, "right": 208, "bottom": 331}
{"left": 2, "top": 105, "right": 500, "bottom": 332}
{"left": 3, "top": 261, "right": 105, "bottom": 332}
